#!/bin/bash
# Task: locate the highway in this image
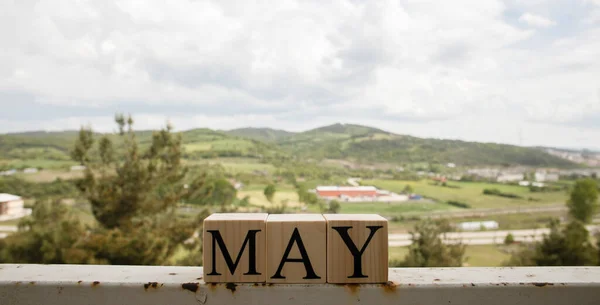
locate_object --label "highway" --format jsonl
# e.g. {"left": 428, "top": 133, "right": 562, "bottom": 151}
{"left": 0, "top": 225, "right": 18, "bottom": 232}
{"left": 389, "top": 225, "right": 599, "bottom": 246}
{"left": 2, "top": 223, "right": 598, "bottom": 247}
{"left": 0, "top": 225, "right": 18, "bottom": 239}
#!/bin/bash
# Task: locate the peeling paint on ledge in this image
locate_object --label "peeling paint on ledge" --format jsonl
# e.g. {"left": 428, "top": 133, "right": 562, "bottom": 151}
{"left": 182, "top": 282, "right": 199, "bottom": 293}
{"left": 382, "top": 281, "right": 398, "bottom": 293}
{"left": 533, "top": 282, "right": 554, "bottom": 287}
{"left": 225, "top": 282, "right": 237, "bottom": 294}
{"left": 2, "top": 265, "right": 600, "bottom": 305}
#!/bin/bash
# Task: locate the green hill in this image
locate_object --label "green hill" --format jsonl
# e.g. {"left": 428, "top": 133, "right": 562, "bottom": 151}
{"left": 0, "top": 129, "right": 286, "bottom": 170}
{"left": 277, "top": 123, "right": 576, "bottom": 167}
{"left": 0, "top": 131, "right": 78, "bottom": 161}
{"left": 181, "top": 129, "right": 285, "bottom": 159}
{"left": 0, "top": 123, "right": 578, "bottom": 169}
{"left": 224, "top": 127, "right": 295, "bottom": 142}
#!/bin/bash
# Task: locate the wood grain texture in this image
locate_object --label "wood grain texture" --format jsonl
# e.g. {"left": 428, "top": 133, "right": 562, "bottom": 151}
{"left": 323, "top": 214, "right": 388, "bottom": 283}
{"left": 203, "top": 213, "right": 268, "bottom": 283}
{"left": 266, "top": 214, "right": 326, "bottom": 283}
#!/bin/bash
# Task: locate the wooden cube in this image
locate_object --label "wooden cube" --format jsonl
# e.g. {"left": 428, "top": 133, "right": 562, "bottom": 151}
{"left": 266, "top": 214, "right": 327, "bottom": 283}
{"left": 203, "top": 213, "right": 268, "bottom": 283}
{"left": 323, "top": 214, "right": 388, "bottom": 283}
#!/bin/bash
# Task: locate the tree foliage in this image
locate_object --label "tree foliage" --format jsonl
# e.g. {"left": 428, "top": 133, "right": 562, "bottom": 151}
{"left": 72, "top": 116, "right": 186, "bottom": 229}
{"left": 0, "top": 200, "right": 94, "bottom": 264}
{"left": 184, "top": 171, "right": 237, "bottom": 212}
{"left": 396, "top": 220, "right": 465, "bottom": 267}
{"left": 324, "top": 200, "right": 341, "bottom": 213}
{"left": 506, "top": 178, "right": 599, "bottom": 266}
{"left": 264, "top": 184, "right": 276, "bottom": 203}
{"left": 1, "top": 115, "right": 203, "bottom": 265}
{"left": 567, "top": 179, "right": 599, "bottom": 223}
{"left": 506, "top": 219, "right": 598, "bottom": 266}
{"left": 504, "top": 233, "right": 515, "bottom": 245}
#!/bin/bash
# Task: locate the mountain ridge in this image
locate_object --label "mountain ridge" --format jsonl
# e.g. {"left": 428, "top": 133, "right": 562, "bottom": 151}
{"left": 0, "top": 123, "right": 580, "bottom": 168}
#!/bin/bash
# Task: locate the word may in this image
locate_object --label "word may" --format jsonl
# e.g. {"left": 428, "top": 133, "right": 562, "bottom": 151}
{"left": 203, "top": 213, "right": 388, "bottom": 284}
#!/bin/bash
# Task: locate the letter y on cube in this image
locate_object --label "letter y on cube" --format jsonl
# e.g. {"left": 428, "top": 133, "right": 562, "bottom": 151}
{"left": 323, "top": 214, "right": 388, "bottom": 283}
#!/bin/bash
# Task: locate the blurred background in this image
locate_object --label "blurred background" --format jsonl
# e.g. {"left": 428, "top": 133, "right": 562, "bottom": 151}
{"left": 0, "top": 0, "right": 599, "bottom": 268}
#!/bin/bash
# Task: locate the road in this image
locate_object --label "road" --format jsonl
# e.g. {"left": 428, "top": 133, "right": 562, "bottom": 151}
{"left": 0, "top": 225, "right": 18, "bottom": 239}
{"left": 389, "top": 225, "right": 599, "bottom": 246}
{"left": 0, "top": 225, "right": 18, "bottom": 232}
{"left": 347, "top": 178, "right": 360, "bottom": 186}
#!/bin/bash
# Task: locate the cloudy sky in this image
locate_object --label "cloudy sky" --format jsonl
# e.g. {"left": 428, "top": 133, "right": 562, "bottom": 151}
{"left": 1, "top": 0, "right": 599, "bottom": 149}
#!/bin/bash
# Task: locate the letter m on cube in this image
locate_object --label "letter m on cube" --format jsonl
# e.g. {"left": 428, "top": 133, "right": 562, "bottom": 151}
{"left": 203, "top": 213, "right": 268, "bottom": 283}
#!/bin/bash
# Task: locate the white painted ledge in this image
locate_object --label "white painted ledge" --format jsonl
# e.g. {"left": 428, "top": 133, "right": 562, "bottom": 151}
{"left": 1, "top": 265, "right": 600, "bottom": 305}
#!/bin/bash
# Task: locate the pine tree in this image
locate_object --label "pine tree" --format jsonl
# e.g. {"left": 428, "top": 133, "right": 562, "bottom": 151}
{"left": 505, "top": 219, "right": 598, "bottom": 266}
{"left": 71, "top": 115, "right": 196, "bottom": 265}
{"left": 264, "top": 184, "right": 276, "bottom": 203}
{"left": 184, "top": 172, "right": 237, "bottom": 212}
{"left": 0, "top": 115, "right": 215, "bottom": 265}
{"left": 0, "top": 200, "right": 94, "bottom": 264}
{"left": 567, "top": 179, "right": 599, "bottom": 223}
{"left": 399, "top": 219, "right": 465, "bottom": 267}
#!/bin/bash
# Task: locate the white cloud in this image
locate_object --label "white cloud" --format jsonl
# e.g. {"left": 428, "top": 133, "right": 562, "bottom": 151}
{"left": 0, "top": 0, "right": 599, "bottom": 149}
{"left": 519, "top": 12, "right": 557, "bottom": 27}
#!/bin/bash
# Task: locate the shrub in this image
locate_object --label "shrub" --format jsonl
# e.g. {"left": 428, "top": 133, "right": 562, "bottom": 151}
{"left": 483, "top": 188, "right": 522, "bottom": 199}
{"left": 446, "top": 200, "right": 471, "bottom": 209}
{"left": 324, "top": 200, "right": 341, "bottom": 214}
{"left": 504, "top": 233, "right": 515, "bottom": 245}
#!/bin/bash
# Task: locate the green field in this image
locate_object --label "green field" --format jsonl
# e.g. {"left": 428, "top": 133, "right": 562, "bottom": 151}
{"left": 386, "top": 210, "right": 570, "bottom": 233}
{"left": 389, "top": 245, "right": 512, "bottom": 267}
{"left": 237, "top": 189, "right": 300, "bottom": 207}
{"left": 183, "top": 143, "right": 213, "bottom": 152}
{"left": 0, "top": 159, "right": 76, "bottom": 170}
{"left": 184, "top": 158, "right": 275, "bottom": 174}
{"left": 184, "top": 139, "right": 256, "bottom": 153}
{"left": 366, "top": 179, "right": 568, "bottom": 209}
{"left": 463, "top": 245, "right": 512, "bottom": 266}
{"left": 0, "top": 218, "right": 20, "bottom": 226}
{"left": 335, "top": 201, "right": 457, "bottom": 214}
{"left": 16, "top": 170, "right": 84, "bottom": 183}
{"left": 219, "top": 161, "right": 275, "bottom": 174}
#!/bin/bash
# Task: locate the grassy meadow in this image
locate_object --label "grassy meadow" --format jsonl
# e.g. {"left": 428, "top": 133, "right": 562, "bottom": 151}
{"left": 331, "top": 201, "right": 457, "bottom": 214}
{"left": 365, "top": 179, "right": 568, "bottom": 209}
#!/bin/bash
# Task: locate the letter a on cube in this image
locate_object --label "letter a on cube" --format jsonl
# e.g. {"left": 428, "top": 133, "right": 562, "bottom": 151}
{"left": 266, "top": 214, "right": 326, "bottom": 283}
{"left": 203, "top": 213, "right": 268, "bottom": 283}
{"left": 323, "top": 214, "right": 388, "bottom": 283}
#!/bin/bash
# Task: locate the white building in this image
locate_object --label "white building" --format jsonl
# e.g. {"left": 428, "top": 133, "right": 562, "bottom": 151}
{"left": 70, "top": 165, "right": 86, "bottom": 171}
{"left": 0, "top": 193, "right": 25, "bottom": 217}
{"left": 23, "top": 168, "right": 38, "bottom": 174}
{"left": 458, "top": 221, "right": 499, "bottom": 231}
{"left": 535, "top": 172, "right": 559, "bottom": 182}
{"left": 0, "top": 169, "right": 17, "bottom": 176}
{"left": 497, "top": 173, "right": 524, "bottom": 183}
{"left": 467, "top": 168, "right": 499, "bottom": 178}
{"left": 532, "top": 182, "right": 545, "bottom": 188}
